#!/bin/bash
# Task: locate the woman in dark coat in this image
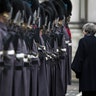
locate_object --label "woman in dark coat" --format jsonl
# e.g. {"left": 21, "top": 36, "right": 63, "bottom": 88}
{"left": 71, "top": 23, "right": 96, "bottom": 96}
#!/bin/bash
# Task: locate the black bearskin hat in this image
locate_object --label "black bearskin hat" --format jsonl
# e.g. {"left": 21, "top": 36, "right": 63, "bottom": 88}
{"left": 0, "top": 0, "right": 11, "bottom": 14}
{"left": 63, "top": 0, "right": 72, "bottom": 16}
{"left": 23, "top": 1, "right": 33, "bottom": 23}
{"left": 11, "top": 0, "right": 24, "bottom": 20}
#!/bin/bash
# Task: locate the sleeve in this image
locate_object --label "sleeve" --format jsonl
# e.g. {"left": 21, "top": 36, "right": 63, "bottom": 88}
{"left": 0, "top": 30, "right": 4, "bottom": 63}
{"left": 71, "top": 39, "right": 85, "bottom": 78}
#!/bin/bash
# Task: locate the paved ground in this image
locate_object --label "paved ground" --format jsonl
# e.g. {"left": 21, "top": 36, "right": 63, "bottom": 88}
{"left": 65, "top": 81, "right": 81, "bottom": 96}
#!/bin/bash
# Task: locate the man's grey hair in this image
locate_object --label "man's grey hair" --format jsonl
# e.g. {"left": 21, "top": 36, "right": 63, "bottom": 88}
{"left": 82, "top": 23, "right": 96, "bottom": 34}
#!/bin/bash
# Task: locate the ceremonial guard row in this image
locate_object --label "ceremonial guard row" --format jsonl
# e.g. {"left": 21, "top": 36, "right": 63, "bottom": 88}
{"left": 0, "top": 0, "right": 72, "bottom": 96}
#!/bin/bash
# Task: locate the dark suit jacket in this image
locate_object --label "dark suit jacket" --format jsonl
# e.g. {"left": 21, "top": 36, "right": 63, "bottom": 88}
{"left": 71, "top": 35, "right": 96, "bottom": 91}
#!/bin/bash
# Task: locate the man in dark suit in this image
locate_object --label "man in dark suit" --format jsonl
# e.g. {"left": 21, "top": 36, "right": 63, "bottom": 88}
{"left": 71, "top": 23, "right": 96, "bottom": 96}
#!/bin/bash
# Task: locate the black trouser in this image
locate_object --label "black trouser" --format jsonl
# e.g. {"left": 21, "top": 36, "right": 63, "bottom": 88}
{"left": 82, "top": 91, "right": 96, "bottom": 96}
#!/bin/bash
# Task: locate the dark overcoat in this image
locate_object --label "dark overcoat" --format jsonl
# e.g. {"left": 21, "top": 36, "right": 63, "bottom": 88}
{"left": 71, "top": 35, "right": 96, "bottom": 91}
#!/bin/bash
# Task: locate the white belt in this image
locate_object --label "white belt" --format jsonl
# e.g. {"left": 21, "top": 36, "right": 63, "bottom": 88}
{"left": 38, "top": 46, "right": 46, "bottom": 51}
{"left": 56, "top": 49, "right": 59, "bottom": 52}
{"left": 23, "top": 58, "right": 29, "bottom": 62}
{"left": 5, "top": 50, "right": 15, "bottom": 55}
{"left": 61, "top": 48, "right": 67, "bottom": 52}
{"left": 42, "top": 46, "right": 46, "bottom": 50}
{"left": 65, "top": 40, "right": 69, "bottom": 44}
{"left": 0, "top": 51, "right": 3, "bottom": 55}
{"left": 52, "top": 54, "right": 56, "bottom": 57}
{"left": 46, "top": 54, "right": 52, "bottom": 59}
{"left": 38, "top": 47, "right": 42, "bottom": 50}
{"left": 68, "top": 43, "right": 72, "bottom": 46}
{"left": 28, "top": 54, "right": 38, "bottom": 59}
{"left": 46, "top": 57, "right": 49, "bottom": 61}
{"left": 16, "top": 53, "right": 25, "bottom": 58}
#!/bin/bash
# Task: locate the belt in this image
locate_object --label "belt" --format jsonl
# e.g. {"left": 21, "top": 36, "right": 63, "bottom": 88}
{"left": 0, "top": 51, "right": 3, "bottom": 56}
{"left": 4, "top": 50, "right": 15, "bottom": 55}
